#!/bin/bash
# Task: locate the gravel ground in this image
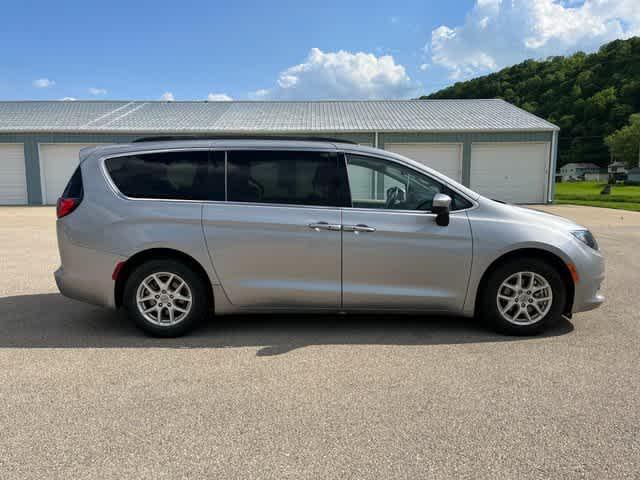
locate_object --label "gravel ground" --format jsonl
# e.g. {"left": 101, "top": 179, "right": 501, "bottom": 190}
{"left": 0, "top": 205, "right": 638, "bottom": 479}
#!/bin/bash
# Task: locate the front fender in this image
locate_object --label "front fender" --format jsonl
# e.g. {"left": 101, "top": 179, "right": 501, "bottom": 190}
{"left": 463, "top": 213, "right": 579, "bottom": 317}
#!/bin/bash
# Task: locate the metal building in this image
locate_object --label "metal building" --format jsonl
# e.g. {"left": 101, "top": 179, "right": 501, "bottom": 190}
{"left": 0, "top": 99, "right": 559, "bottom": 205}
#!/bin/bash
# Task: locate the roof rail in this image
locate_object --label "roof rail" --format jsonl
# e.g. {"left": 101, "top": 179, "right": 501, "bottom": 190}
{"left": 131, "top": 135, "right": 358, "bottom": 144}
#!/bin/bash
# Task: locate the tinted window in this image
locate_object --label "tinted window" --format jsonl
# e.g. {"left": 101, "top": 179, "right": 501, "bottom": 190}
{"left": 105, "top": 150, "right": 224, "bottom": 201}
{"left": 62, "top": 166, "right": 83, "bottom": 199}
{"left": 227, "top": 150, "right": 349, "bottom": 207}
{"left": 346, "top": 154, "right": 471, "bottom": 211}
{"left": 451, "top": 191, "right": 472, "bottom": 210}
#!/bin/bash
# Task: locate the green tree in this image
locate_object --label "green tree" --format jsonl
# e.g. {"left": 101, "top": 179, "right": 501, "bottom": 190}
{"left": 605, "top": 114, "right": 640, "bottom": 168}
{"left": 422, "top": 36, "right": 640, "bottom": 168}
{"left": 585, "top": 87, "right": 617, "bottom": 117}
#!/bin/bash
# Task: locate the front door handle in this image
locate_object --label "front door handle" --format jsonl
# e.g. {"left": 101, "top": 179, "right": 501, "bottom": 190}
{"left": 308, "top": 221, "right": 341, "bottom": 232}
{"left": 343, "top": 224, "right": 376, "bottom": 233}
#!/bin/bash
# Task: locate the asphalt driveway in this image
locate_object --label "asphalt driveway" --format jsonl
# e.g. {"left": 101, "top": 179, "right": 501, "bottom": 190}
{"left": 0, "top": 205, "right": 638, "bottom": 479}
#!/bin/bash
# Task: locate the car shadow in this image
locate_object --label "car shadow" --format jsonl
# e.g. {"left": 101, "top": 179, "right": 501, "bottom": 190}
{"left": 0, "top": 293, "right": 574, "bottom": 355}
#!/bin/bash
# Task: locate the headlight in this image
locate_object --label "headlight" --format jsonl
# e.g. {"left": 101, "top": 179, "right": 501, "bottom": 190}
{"left": 571, "top": 230, "right": 599, "bottom": 251}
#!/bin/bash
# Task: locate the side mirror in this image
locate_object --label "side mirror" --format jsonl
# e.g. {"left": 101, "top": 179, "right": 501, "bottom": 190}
{"left": 432, "top": 193, "right": 451, "bottom": 227}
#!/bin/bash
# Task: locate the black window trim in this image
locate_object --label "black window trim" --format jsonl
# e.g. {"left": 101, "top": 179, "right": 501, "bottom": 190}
{"left": 101, "top": 147, "right": 217, "bottom": 204}
{"left": 224, "top": 148, "right": 350, "bottom": 209}
{"left": 101, "top": 147, "right": 349, "bottom": 210}
{"left": 100, "top": 146, "right": 477, "bottom": 212}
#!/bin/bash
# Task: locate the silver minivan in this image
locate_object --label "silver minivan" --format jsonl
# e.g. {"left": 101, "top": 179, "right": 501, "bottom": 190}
{"left": 54, "top": 138, "right": 604, "bottom": 337}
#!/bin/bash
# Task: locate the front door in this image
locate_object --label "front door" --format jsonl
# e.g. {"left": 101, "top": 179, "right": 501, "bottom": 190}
{"left": 341, "top": 153, "right": 473, "bottom": 312}
{"left": 202, "top": 149, "right": 347, "bottom": 309}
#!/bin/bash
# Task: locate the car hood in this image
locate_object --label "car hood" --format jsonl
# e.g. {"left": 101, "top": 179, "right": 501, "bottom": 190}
{"left": 485, "top": 200, "right": 585, "bottom": 231}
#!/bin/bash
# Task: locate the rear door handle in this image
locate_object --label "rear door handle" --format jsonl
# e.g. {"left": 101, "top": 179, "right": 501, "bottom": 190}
{"left": 343, "top": 224, "right": 376, "bottom": 233}
{"left": 308, "top": 221, "right": 341, "bottom": 231}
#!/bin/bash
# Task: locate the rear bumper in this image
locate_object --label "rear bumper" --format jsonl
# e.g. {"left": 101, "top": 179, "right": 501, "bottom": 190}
{"left": 55, "top": 229, "right": 125, "bottom": 309}
{"left": 54, "top": 264, "right": 115, "bottom": 309}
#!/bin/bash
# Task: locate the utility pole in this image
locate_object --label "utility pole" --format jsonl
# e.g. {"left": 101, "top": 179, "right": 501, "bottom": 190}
{"left": 609, "top": 151, "right": 614, "bottom": 184}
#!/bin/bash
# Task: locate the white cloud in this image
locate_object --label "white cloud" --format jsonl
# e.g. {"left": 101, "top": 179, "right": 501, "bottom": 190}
{"left": 207, "top": 93, "right": 233, "bottom": 101}
{"left": 88, "top": 87, "right": 107, "bottom": 96}
{"left": 250, "top": 89, "right": 270, "bottom": 99}
{"left": 253, "top": 48, "right": 420, "bottom": 100}
{"left": 160, "top": 92, "right": 175, "bottom": 101}
{"left": 419, "top": 63, "right": 430, "bottom": 71}
{"left": 60, "top": 97, "right": 76, "bottom": 101}
{"left": 33, "top": 78, "right": 55, "bottom": 88}
{"left": 430, "top": 0, "right": 640, "bottom": 80}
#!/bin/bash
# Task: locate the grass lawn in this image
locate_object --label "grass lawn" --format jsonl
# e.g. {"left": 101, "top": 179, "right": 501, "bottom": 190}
{"left": 555, "top": 182, "right": 640, "bottom": 212}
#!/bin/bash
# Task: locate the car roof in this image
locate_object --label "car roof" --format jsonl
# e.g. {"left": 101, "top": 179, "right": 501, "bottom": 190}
{"left": 81, "top": 138, "right": 356, "bottom": 157}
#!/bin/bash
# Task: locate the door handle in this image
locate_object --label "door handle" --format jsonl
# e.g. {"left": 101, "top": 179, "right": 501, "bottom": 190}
{"left": 343, "top": 224, "right": 376, "bottom": 233}
{"left": 308, "top": 221, "right": 341, "bottom": 232}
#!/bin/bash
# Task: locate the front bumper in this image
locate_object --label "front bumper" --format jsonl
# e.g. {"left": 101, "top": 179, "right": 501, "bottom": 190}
{"left": 573, "top": 289, "right": 605, "bottom": 313}
{"left": 571, "top": 246, "right": 605, "bottom": 314}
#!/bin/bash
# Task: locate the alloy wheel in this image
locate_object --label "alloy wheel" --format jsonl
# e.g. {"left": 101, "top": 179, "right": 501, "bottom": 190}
{"left": 136, "top": 272, "right": 193, "bottom": 326}
{"left": 496, "top": 271, "right": 553, "bottom": 325}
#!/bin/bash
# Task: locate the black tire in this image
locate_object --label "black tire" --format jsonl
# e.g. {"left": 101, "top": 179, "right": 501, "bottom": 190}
{"left": 123, "top": 259, "right": 210, "bottom": 337}
{"left": 479, "top": 258, "right": 566, "bottom": 335}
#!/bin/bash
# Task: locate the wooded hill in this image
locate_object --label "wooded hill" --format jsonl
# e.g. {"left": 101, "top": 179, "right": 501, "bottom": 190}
{"left": 422, "top": 37, "right": 640, "bottom": 168}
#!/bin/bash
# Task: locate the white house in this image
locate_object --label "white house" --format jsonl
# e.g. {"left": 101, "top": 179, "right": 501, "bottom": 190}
{"left": 559, "top": 162, "right": 601, "bottom": 181}
{"left": 627, "top": 167, "right": 640, "bottom": 184}
{"left": 608, "top": 161, "right": 628, "bottom": 181}
{"left": 584, "top": 172, "right": 609, "bottom": 182}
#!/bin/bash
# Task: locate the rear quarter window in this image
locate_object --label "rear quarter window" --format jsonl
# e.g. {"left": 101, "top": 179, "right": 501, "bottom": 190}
{"left": 62, "top": 166, "right": 83, "bottom": 199}
{"left": 105, "top": 150, "right": 224, "bottom": 201}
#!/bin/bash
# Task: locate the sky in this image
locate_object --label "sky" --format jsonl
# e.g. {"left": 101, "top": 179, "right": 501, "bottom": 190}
{"left": 1, "top": 0, "right": 638, "bottom": 102}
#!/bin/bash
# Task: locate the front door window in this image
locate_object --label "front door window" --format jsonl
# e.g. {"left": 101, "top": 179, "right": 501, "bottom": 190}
{"left": 345, "top": 154, "right": 469, "bottom": 211}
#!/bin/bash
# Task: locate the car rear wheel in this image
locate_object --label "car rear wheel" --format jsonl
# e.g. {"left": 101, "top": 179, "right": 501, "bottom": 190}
{"left": 123, "top": 259, "right": 209, "bottom": 337}
{"left": 479, "top": 258, "right": 566, "bottom": 335}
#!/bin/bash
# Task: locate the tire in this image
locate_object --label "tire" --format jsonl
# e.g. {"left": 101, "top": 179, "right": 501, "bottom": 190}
{"left": 479, "top": 258, "right": 566, "bottom": 335}
{"left": 123, "top": 259, "right": 210, "bottom": 337}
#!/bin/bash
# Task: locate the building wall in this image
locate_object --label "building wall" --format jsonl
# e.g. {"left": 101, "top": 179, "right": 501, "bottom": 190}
{"left": 0, "top": 130, "right": 555, "bottom": 205}
{"left": 584, "top": 172, "right": 609, "bottom": 182}
{"left": 379, "top": 131, "right": 554, "bottom": 187}
{"left": 627, "top": 173, "right": 640, "bottom": 183}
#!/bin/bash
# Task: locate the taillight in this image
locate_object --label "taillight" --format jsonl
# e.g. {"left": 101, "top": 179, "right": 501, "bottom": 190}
{"left": 56, "top": 197, "right": 80, "bottom": 218}
{"left": 57, "top": 166, "right": 84, "bottom": 218}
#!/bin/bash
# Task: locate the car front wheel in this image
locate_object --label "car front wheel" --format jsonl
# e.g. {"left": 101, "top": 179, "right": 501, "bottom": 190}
{"left": 479, "top": 258, "right": 566, "bottom": 335}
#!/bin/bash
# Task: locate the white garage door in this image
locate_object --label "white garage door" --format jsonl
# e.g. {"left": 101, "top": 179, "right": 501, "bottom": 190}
{"left": 384, "top": 143, "right": 462, "bottom": 181}
{"left": 40, "top": 144, "right": 102, "bottom": 205}
{"left": 0, "top": 144, "right": 27, "bottom": 205}
{"left": 471, "top": 143, "right": 549, "bottom": 204}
